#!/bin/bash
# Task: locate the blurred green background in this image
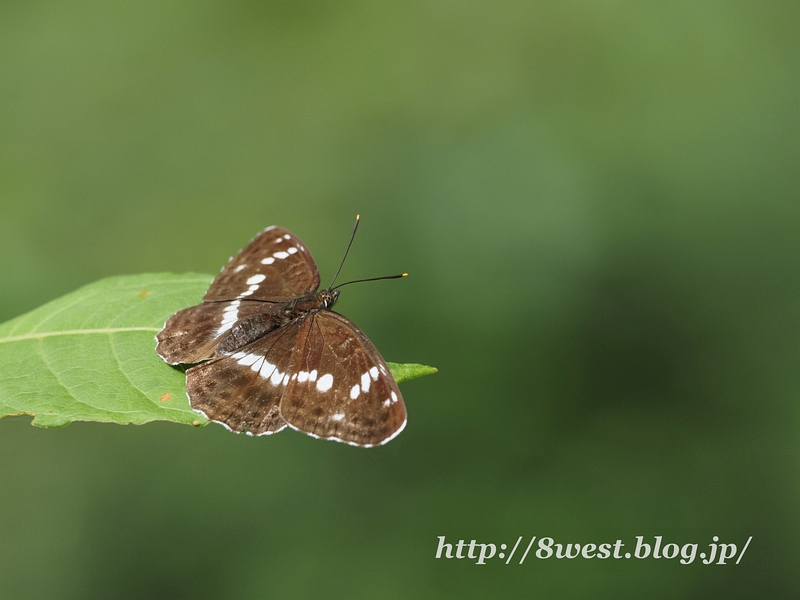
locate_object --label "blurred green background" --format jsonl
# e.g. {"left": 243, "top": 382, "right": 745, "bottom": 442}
{"left": 1, "top": 1, "right": 798, "bottom": 598}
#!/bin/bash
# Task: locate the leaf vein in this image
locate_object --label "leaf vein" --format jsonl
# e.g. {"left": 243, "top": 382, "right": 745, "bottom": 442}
{"left": 107, "top": 332, "right": 160, "bottom": 411}
{"left": 34, "top": 338, "right": 110, "bottom": 418}
{"left": 0, "top": 328, "right": 161, "bottom": 344}
{"left": 27, "top": 291, "right": 100, "bottom": 334}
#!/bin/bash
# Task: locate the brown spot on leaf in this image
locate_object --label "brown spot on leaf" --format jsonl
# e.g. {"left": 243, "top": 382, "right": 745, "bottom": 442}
{"left": 160, "top": 393, "right": 172, "bottom": 402}
{"left": 139, "top": 291, "right": 149, "bottom": 297}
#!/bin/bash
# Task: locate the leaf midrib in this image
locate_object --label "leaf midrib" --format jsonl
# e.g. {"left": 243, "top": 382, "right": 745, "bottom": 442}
{"left": 0, "top": 327, "right": 161, "bottom": 344}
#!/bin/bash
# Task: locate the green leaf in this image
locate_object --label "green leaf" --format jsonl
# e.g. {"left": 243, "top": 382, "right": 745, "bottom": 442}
{"left": 0, "top": 274, "right": 436, "bottom": 430}
{"left": 385, "top": 362, "right": 438, "bottom": 384}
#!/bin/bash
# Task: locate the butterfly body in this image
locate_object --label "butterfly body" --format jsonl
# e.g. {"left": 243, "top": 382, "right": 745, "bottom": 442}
{"left": 215, "top": 289, "right": 338, "bottom": 355}
{"left": 156, "top": 225, "right": 406, "bottom": 447}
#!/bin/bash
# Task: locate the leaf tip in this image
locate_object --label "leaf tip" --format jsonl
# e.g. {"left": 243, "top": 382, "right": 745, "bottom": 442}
{"left": 386, "top": 362, "right": 438, "bottom": 384}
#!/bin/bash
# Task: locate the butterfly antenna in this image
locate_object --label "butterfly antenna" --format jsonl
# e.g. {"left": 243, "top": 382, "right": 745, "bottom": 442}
{"left": 328, "top": 214, "right": 361, "bottom": 289}
{"left": 333, "top": 273, "right": 408, "bottom": 290}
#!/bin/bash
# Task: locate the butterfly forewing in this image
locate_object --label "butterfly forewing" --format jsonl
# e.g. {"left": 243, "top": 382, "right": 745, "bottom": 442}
{"left": 185, "top": 319, "right": 305, "bottom": 435}
{"left": 156, "top": 226, "right": 320, "bottom": 364}
{"left": 203, "top": 226, "right": 320, "bottom": 302}
{"left": 279, "top": 311, "right": 406, "bottom": 447}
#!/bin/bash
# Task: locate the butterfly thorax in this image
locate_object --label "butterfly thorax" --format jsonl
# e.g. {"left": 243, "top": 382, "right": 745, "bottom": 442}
{"left": 282, "top": 288, "right": 339, "bottom": 317}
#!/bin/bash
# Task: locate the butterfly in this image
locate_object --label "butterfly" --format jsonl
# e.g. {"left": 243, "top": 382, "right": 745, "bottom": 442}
{"left": 155, "top": 218, "right": 407, "bottom": 447}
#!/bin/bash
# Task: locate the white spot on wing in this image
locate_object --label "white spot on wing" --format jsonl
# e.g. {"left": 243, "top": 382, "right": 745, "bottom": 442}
{"left": 234, "top": 264, "right": 246, "bottom": 273}
{"left": 270, "top": 368, "right": 284, "bottom": 386}
{"left": 297, "top": 371, "right": 309, "bottom": 383}
{"left": 309, "top": 370, "right": 318, "bottom": 382}
{"left": 261, "top": 257, "right": 275, "bottom": 265}
{"left": 361, "top": 372, "right": 371, "bottom": 393}
{"left": 383, "top": 399, "right": 391, "bottom": 407}
{"left": 332, "top": 413, "right": 345, "bottom": 421}
{"left": 370, "top": 366, "right": 379, "bottom": 381}
{"left": 273, "top": 251, "right": 289, "bottom": 259}
{"left": 237, "top": 353, "right": 259, "bottom": 366}
{"left": 283, "top": 234, "right": 291, "bottom": 240}
{"left": 391, "top": 391, "right": 398, "bottom": 403}
{"left": 237, "top": 283, "right": 260, "bottom": 298}
{"left": 246, "top": 274, "right": 266, "bottom": 284}
{"left": 260, "top": 360, "right": 276, "bottom": 379}
{"left": 287, "top": 247, "right": 298, "bottom": 254}
{"left": 350, "top": 384, "right": 360, "bottom": 399}
{"left": 316, "top": 373, "right": 333, "bottom": 392}
{"left": 215, "top": 300, "right": 241, "bottom": 335}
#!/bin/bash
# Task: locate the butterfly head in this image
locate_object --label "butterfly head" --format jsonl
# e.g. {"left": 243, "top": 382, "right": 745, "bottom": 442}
{"left": 317, "top": 288, "right": 340, "bottom": 309}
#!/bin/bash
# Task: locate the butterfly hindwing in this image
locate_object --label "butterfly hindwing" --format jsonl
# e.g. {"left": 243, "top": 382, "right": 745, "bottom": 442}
{"left": 185, "top": 319, "right": 305, "bottom": 435}
{"left": 279, "top": 311, "right": 406, "bottom": 447}
{"left": 156, "top": 300, "right": 280, "bottom": 364}
{"left": 203, "top": 226, "right": 321, "bottom": 302}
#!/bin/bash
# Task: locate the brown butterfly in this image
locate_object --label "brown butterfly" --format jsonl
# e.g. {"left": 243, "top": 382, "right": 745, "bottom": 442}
{"left": 156, "top": 217, "right": 407, "bottom": 447}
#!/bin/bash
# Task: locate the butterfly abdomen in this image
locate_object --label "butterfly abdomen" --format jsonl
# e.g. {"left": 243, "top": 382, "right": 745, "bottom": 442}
{"left": 216, "top": 312, "right": 281, "bottom": 354}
